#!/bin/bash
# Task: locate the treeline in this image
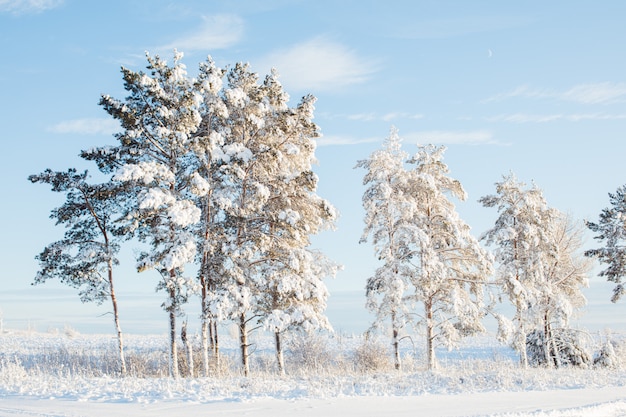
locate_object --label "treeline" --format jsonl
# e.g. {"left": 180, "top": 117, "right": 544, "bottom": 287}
{"left": 31, "top": 52, "right": 626, "bottom": 378}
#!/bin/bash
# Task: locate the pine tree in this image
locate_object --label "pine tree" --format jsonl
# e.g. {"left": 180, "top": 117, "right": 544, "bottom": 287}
{"left": 190, "top": 56, "right": 228, "bottom": 376}
{"left": 83, "top": 51, "right": 204, "bottom": 378}
{"left": 200, "top": 63, "right": 338, "bottom": 376}
{"left": 405, "top": 144, "right": 492, "bottom": 370}
{"left": 254, "top": 77, "right": 338, "bottom": 375}
{"left": 586, "top": 185, "right": 626, "bottom": 302}
{"left": 80, "top": 51, "right": 338, "bottom": 377}
{"left": 358, "top": 130, "right": 492, "bottom": 370}
{"left": 356, "top": 127, "right": 413, "bottom": 370}
{"left": 29, "top": 169, "right": 127, "bottom": 375}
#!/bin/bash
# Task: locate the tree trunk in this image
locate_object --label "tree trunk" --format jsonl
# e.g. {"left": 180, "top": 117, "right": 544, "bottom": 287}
{"left": 199, "top": 192, "right": 214, "bottom": 378}
{"left": 201, "top": 317, "right": 209, "bottom": 377}
{"left": 275, "top": 330, "right": 285, "bottom": 376}
{"left": 107, "top": 260, "right": 126, "bottom": 376}
{"left": 181, "top": 320, "right": 194, "bottom": 377}
{"left": 546, "top": 319, "right": 562, "bottom": 369}
{"left": 516, "top": 305, "right": 528, "bottom": 368}
{"left": 168, "top": 284, "right": 179, "bottom": 378}
{"left": 200, "top": 274, "right": 210, "bottom": 377}
{"left": 513, "top": 222, "right": 528, "bottom": 369}
{"left": 239, "top": 313, "right": 250, "bottom": 377}
{"left": 391, "top": 309, "right": 401, "bottom": 371}
{"left": 212, "top": 320, "right": 220, "bottom": 371}
{"left": 543, "top": 310, "right": 552, "bottom": 368}
{"left": 425, "top": 298, "right": 436, "bottom": 370}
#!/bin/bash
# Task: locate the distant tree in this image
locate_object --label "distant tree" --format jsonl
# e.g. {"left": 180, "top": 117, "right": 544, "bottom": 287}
{"left": 358, "top": 131, "right": 492, "bottom": 371}
{"left": 356, "top": 128, "right": 414, "bottom": 370}
{"left": 83, "top": 51, "right": 204, "bottom": 378}
{"left": 586, "top": 185, "right": 626, "bottom": 302}
{"left": 479, "top": 173, "right": 590, "bottom": 368}
{"left": 405, "top": 144, "right": 492, "bottom": 370}
{"left": 29, "top": 169, "right": 127, "bottom": 375}
{"left": 535, "top": 214, "right": 591, "bottom": 367}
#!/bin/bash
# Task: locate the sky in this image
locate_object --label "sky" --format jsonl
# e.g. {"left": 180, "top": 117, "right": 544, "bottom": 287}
{"left": 1, "top": 0, "right": 626, "bottom": 335}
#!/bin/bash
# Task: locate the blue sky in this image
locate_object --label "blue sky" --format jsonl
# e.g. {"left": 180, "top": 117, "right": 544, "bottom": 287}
{"left": 1, "top": 0, "right": 626, "bottom": 334}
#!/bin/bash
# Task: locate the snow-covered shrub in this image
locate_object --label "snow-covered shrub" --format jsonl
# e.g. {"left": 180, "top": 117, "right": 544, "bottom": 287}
{"left": 353, "top": 338, "right": 393, "bottom": 373}
{"left": 526, "top": 329, "right": 591, "bottom": 368}
{"left": 0, "top": 356, "right": 28, "bottom": 386}
{"left": 594, "top": 340, "right": 617, "bottom": 368}
{"left": 124, "top": 350, "right": 168, "bottom": 377}
{"left": 63, "top": 325, "right": 79, "bottom": 339}
{"left": 286, "top": 332, "right": 341, "bottom": 374}
{"left": 592, "top": 335, "right": 626, "bottom": 369}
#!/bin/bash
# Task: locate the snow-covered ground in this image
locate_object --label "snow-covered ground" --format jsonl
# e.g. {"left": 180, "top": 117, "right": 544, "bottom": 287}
{"left": 2, "top": 388, "right": 626, "bottom": 417}
{"left": 1, "top": 330, "right": 625, "bottom": 417}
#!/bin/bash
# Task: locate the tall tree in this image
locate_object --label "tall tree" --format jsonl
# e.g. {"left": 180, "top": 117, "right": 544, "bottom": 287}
{"left": 536, "top": 214, "right": 590, "bottom": 367}
{"left": 190, "top": 56, "right": 228, "bottom": 377}
{"left": 356, "top": 128, "right": 414, "bottom": 370}
{"left": 29, "top": 169, "right": 127, "bottom": 375}
{"left": 201, "top": 61, "right": 273, "bottom": 377}
{"left": 83, "top": 51, "right": 204, "bottom": 378}
{"left": 202, "top": 63, "right": 338, "bottom": 376}
{"left": 358, "top": 132, "right": 492, "bottom": 370}
{"left": 480, "top": 173, "right": 560, "bottom": 368}
{"left": 405, "top": 144, "right": 492, "bottom": 370}
{"left": 255, "top": 77, "right": 339, "bottom": 375}
{"left": 586, "top": 185, "right": 626, "bottom": 302}
{"left": 80, "top": 51, "right": 338, "bottom": 378}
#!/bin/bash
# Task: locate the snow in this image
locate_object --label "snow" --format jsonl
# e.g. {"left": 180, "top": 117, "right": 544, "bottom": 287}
{"left": 114, "top": 161, "right": 175, "bottom": 185}
{"left": 1, "top": 331, "right": 626, "bottom": 416}
{"left": 1, "top": 389, "right": 625, "bottom": 417}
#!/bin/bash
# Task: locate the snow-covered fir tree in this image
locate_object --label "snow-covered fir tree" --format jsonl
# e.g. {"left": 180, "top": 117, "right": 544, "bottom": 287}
{"left": 83, "top": 51, "right": 205, "bottom": 378}
{"left": 586, "top": 185, "right": 626, "bottom": 302}
{"left": 358, "top": 130, "right": 492, "bottom": 370}
{"left": 480, "top": 173, "right": 589, "bottom": 368}
{"left": 29, "top": 169, "right": 127, "bottom": 375}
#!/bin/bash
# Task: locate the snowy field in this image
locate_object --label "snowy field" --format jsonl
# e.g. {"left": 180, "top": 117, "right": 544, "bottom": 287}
{"left": 1, "top": 329, "right": 626, "bottom": 416}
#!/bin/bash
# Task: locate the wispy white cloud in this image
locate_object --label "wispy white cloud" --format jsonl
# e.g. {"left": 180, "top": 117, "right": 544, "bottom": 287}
{"left": 486, "top": 113, "right": 562, "bottom": 123}
{"left": 316, "top": 135, "right": 380, "bottom": 147}
{"left": 48, "top": 118, "right": 119, "bottom": 135}
{"left": 0, "top": 0, "right": 63, "bottom": 15}
{"left": 347, "top": 113, "right": 377, "bottom": 122}
{"left": 382, "top": 112, "right": 424, "bottom": 122}
{"left": 404, "top": 130, "right": 499, "bottom": 146}
{"left": 346, "top": 112, "right": 424, "bottom": 122}
{"left": 483, "top": 82, "right": 626, "bottom": 105}
{"left": 487, "top": 112, "right": 626, "bottom": 123}
{"left": 158, "top": 14, "right": 244, "bottom": 53}
{"left": 481, "top": 85, "right": 551, "bottom": 103}
{"left": 317, "top": 130, "right": 500, "bottom": 147}
{"left": 258, "top": 37, "right": 380, "bottom": 92}
{"left": 562, "top": 82, "right": 626, "bottom": 104}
